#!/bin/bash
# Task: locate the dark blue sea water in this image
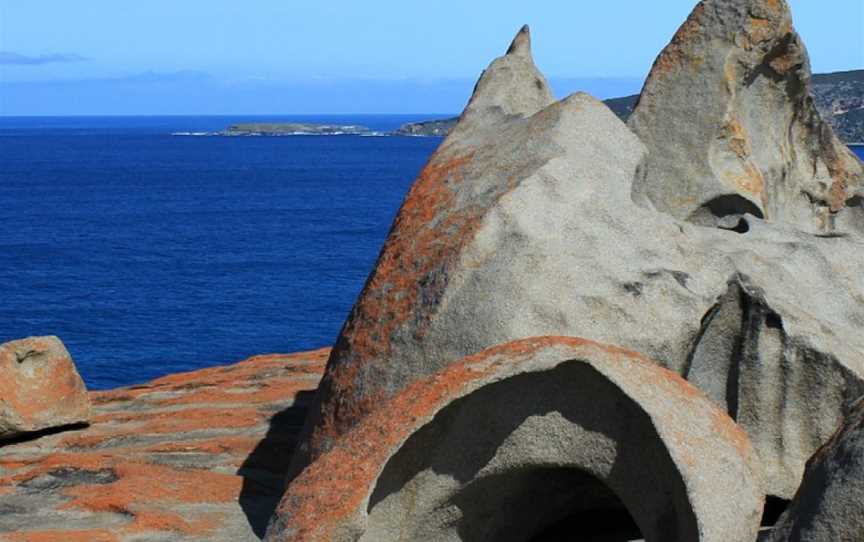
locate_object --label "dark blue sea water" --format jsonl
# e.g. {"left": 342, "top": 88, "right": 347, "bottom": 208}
{"left": 0, "top": 115, "right": 442, "bottom": 389}
{"left": 2, "top": 118, "right": 863, "bottom": 390}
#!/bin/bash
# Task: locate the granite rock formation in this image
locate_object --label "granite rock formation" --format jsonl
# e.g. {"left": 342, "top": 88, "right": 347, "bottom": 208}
{"left": 0, "top": 349, "right": 327, "bottom": 541}
{"left": 0, "top": 337, "right": 91, "bottom": 439}
{"left": 292, "top": 16, "right": 864, "bottom": 502}
{"left": 767, "top": 397, "right": 864, "bottom": 542}
{"left": 628, "top": 0, "right": 864, "bottom": 234}
{"left": 268, "top": 338, "right": 764, "bottom": 542}
{"left": 6, "top": 2, "right": 864, "bottom": 540}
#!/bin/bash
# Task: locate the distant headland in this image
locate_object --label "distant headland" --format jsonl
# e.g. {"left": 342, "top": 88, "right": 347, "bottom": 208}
{"left": 172, "top": 120, "right": 458, "bottom": 137}
{"left": 174, "top": 69, "right": 864, "bottom": 142}
{"left": 397, "top": 69, "right": 864, "bottom": 142}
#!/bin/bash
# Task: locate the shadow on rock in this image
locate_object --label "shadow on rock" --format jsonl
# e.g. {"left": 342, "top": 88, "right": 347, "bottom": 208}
{"left": 0, "top": 423, "right": 89, "bottom": 448}
{"left": 238, "top": 390, "right": 315, "bottom": 539}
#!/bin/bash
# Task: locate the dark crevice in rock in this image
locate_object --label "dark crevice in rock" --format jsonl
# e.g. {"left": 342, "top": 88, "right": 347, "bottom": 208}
{"left": 14, "top": 349, "right": 42, "bottom": 364}
{"left": 744, "top": 33, "right": 803, "bottom": 89}
{"left": 668, "top": 270, "right": 690, "bottom": 288}
{"left": 706, "top": 195, "right": 765, "bottom": 219}
{"left": 0, "top": 423, "right": 89, "bottom": 447}
{"left": 725, "top": 216, "right": 752, "bottom": 234}
{"left": 765, "top": 313, "right": 784, "bottom": 330}
{"left": 687, "top": 195, "right": 764, "bottom": 231}
{"left": 760, "top": 496, "right": 791, "bottom": 527}
{"left": 622, "top": 282, "right": 644, "bottom": 297}
{"left": 641, "top": 269, "right": 691, "bottom": 290}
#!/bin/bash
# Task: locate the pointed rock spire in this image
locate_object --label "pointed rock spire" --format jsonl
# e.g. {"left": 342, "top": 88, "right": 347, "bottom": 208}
{"left": 505, "top": 24, "right": 532, "bottom": 58}
{"left": 456, "top": 24, "right": 554, "bottom": 131}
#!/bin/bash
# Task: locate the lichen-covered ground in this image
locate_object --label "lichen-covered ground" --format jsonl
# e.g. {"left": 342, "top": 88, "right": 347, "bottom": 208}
{"left": 0, "top": 348, "right": 328, "bottom": 542}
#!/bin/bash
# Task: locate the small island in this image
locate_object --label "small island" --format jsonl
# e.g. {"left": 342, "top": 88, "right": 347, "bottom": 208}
{"left": 222, "top": 123, "right": 372, "bottom": 136}
{"left": 173, "top": 69, "right": 864, "bottom": 141}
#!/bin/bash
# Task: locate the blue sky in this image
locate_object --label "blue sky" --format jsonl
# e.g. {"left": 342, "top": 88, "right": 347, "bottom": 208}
{"left": 1, "top": 0, "right": 862, "bottom": 115}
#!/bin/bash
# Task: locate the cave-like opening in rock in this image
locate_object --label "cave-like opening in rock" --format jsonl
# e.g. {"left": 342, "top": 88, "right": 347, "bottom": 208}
{"left": 362, "top": 362, "right": 686, "bottom": 542}
{"left": 687, "top": 194, "right": 765, "bottom": 231}
{"left": 451, "top": 466, "right": 644, "bottom": 542}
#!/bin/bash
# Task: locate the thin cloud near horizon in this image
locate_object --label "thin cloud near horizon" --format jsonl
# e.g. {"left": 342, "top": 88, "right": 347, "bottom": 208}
{"left": 0, "top": 51, "right": 88, "bottom": 66}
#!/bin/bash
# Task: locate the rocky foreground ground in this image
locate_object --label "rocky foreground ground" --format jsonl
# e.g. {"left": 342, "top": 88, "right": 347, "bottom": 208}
{"left": 0, "top": 349, "right": 327, "bottom": 542}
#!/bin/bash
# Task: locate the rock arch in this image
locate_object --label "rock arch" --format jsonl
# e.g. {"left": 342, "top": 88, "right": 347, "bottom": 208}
{"left": 266, "top": 337, "right": 763, "bottom": 542}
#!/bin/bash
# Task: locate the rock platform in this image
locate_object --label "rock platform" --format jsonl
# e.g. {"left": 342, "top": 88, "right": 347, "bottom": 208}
{"left": 0, "top": 349, "right": 328, "bottom": 542}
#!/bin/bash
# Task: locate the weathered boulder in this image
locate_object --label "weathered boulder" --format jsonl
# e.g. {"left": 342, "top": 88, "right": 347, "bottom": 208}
{"left": 292, "top": 22, "right": 864, "bottom": 500}
{"left": 0, "top": 336, "right": 91, "bottom": 438}
{"left": 268, "top": 337, "right": 764, "bottom": 542}
{"left": 767, "top": 396, "right": 864, "bottom": 541}
{"left": 628, "top": 0, "right": 864, "bottom": 234}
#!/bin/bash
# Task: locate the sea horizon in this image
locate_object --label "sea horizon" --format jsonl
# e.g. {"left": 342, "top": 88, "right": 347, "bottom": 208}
{"left": 1, "top": 115, "right": 444, "bottom": 389}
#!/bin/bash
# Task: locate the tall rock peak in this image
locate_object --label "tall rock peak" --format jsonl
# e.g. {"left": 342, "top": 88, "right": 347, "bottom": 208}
{"left": 628, "top": 0, "right": 864, "bottom": 235}
{"left": 505, "top": 24, "right": 532, "bottom": 58}
{"left": 456, "top": 25, "right": 554, "bottom": 132}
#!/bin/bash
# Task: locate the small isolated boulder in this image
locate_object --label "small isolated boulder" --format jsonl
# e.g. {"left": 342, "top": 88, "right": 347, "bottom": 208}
{"left": 0, "top": 336, "right": 90, "bottom": 438}
{"left": 267, "top": 337, "right": 764, "bottom": 542}
{"left": 768, "top": 397, "right": 864, "bottom": 541}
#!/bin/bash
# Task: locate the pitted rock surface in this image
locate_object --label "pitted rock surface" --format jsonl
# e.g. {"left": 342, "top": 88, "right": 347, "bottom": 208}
{"left": 294, "top": 18, "right": 864, "bottom": 500}
{"left": 268, "top": 337, "right": 764, "bottom": 542}
{"left": 0, "top": 349, "right": 327, "bottom": 542}
{"left": 628, "top": 0, "right": 864, "bottom": 234}
{"left": 0, "top": 336, "right": 91, "bottom": 438}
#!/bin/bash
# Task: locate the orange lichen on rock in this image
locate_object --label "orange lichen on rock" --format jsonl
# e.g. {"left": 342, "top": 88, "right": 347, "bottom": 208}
{"left": 91, "top": 406, "right": 264, "bottom": 434}
{"left": 118, "top": 508, "right": 222, "bottom": 537}
{"left": 746, "top": 17, "right": 774, "bottom": 44}
{"left": 0, "top": 336, "right": 91, "bottom": 438}
{"left": 302, "top": 150, "right": 493, "bottom": 456}
{"left": 60, "top": 462, "right": 242, "bottom": 512}
{"left": 723, "top": 165, "right": 767, "bottom": 202}
{"left": 0, "top": 349, "right": 328, "bottom": 541}
{"left": 343, "top": 152, "right": 476, "bottom": 363}
{"left": 271, "top": 337, "right": 762, "bottom": 542}
{"left": 649, "top": 2, "right": 707, "bottom": 77}
{"left": 724, "top": 118, "right": 754, "bottom": 159}
{"left": 6, "top": 529, "right": 120, "bottom": 542}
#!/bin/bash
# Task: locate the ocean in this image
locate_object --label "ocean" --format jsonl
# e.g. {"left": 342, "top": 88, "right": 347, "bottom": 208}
{"left": 2, "top": 117, "right": 863, "bottom": 390}
{"left": 0, "top": 115, "right": 442, "bottom": 389}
